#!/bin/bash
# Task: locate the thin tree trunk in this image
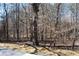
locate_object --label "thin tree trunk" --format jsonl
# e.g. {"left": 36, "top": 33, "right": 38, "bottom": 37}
{"left": 4, "top": 3, "right": 9, "bottom": 41}
{"left": 16, "top": 4, "right": 20, "bottom": 41}
{"left": 55, "top": 3, "right": 61, "bottom": 31}
{"left": 72, "top": 3, "right": 78, "bottom": 50}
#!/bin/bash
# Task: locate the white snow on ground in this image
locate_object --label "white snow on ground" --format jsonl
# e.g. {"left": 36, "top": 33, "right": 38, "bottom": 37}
{"left": 0, "top": 48, "right": 26, "bottom": 56}
{"left": 23, "top": 53, "right": 39, "bottom": 56}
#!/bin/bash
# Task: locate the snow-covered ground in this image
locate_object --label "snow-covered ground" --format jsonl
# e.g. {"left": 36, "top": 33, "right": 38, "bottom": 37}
{"left": 23, "top": 53, "right": 39, "bottom": 56}
{"left": 0, "top": 48, "right": 26, "bottom": 56}
{"left": 0, "top": 48, "right": 39, "bottom": 56}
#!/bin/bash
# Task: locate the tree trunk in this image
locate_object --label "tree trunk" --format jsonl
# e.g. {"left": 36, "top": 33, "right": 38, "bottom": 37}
{"left": 72, "top": 3, "right": 78, "bottom": 50}
{"left": 4, "top": 3, "right": 9, "bottom": 41}
{"left": 55, "top": 3, "right": 61, "bottom": 31}
{"left": 33, "top": 15, "right": 39, "bottom": 46}
{"left": 16, "top": 4, "right": 20, "bottom": 41}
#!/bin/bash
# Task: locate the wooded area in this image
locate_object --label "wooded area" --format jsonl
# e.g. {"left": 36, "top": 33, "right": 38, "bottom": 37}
{"left": 0, "top": 3, "right": 79, "bottom": 50}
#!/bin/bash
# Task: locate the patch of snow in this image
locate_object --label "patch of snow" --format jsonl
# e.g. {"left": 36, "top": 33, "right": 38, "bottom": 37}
{"left": 0, "top": 48, "right": 26, "bottom": 56}
{"left": 23, "top": 53, "right": 39, "bottom": 56}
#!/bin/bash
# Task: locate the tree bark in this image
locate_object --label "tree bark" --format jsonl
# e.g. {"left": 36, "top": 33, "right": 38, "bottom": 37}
{"left": 16, "top": 4, "right": 20, "bottom": 41}
{"left": 4, "top": 3, "right": 9, "bottom": 41}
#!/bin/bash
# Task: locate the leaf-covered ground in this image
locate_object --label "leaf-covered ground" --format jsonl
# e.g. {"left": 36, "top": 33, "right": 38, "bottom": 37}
{"left": 0, "top": 43, "right": 79, "bottom": 56}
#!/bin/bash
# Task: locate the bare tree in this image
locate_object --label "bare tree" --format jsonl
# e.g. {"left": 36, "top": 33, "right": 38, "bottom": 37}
{"left": 55, "top": 3, "right": 61, "bottom": 31}
{"left": 4, "top": 3, "right": 9, "bottom": 41}
{"left": 32, "top": 3, "right": 40, "bottom": 46}
{"left": 53, "top": 3, "right": 61, "bottom": 47}
{"left": 72, "top": 3, "right": 78, "bottom": 50}
{"left": 16, "top": 3, "right": 20, "bottom": 41}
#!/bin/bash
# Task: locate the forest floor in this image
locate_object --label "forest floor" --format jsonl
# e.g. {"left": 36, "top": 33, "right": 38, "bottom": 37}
{"left": 0, "top": 43, "right": 79, "bottom": 56}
